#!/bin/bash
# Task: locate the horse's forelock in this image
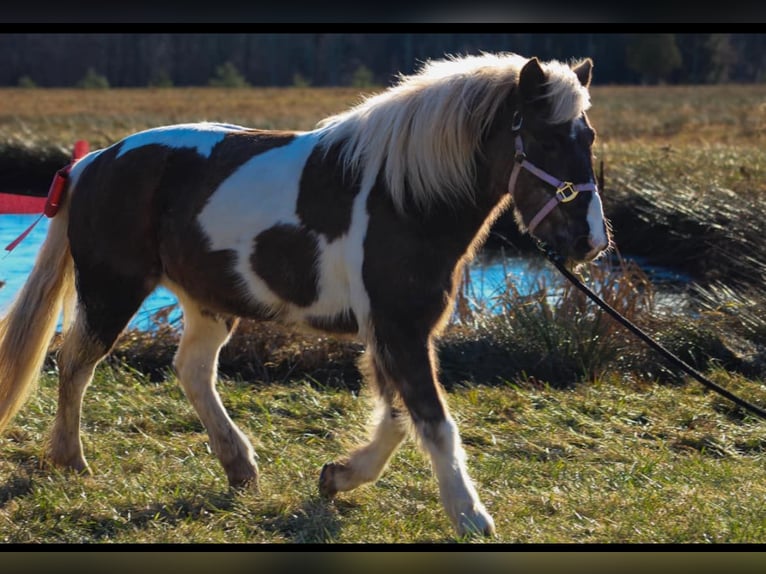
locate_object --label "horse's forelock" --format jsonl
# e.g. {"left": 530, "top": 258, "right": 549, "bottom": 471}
{"left": 540, "top": 59, "right": 592, "bottom": 125}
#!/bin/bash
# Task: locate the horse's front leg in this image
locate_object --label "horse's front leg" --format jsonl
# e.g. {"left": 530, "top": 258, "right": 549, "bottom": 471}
{"left": 319, "top": 348, "right": 409, "bottom": 497}
{"left": 382, "top": 336, "right": 495, "bottom": 537}
{"left": 325, "top": 327, "right": 495, "bottom": 537}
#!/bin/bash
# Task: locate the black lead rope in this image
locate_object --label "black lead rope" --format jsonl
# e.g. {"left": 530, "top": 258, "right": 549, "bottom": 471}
{"left": 538, "top": 242, "right": 766, "bottom": 421}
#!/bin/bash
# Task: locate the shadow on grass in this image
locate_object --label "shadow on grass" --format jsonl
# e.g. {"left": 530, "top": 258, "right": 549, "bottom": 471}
{"left": 0, "top": 460, "right": 39, "bottom": 508}
{"left": 80, "top": 490, "right": 240, "bottom": 541}
{"left": 259, "top": 497, "right": 352, "bottom": 543}
{"left": 16, "top": 486, "right": 348, "bottom": 543}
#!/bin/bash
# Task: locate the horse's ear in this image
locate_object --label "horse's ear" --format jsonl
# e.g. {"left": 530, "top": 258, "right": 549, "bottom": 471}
{"left": 519, "top": 57, "right": 547, "bottom": 105}
{"left": 572, "top": 58, "right": 593, "bottom": 88}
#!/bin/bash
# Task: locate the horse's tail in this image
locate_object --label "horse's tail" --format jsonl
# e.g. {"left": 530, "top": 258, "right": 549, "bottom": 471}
{"left": 0, "top": 200, "right": 75, "bottom": 432}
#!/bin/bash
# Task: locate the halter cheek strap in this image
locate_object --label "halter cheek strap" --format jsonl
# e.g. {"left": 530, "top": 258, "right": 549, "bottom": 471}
{"left": 507, "top": 121, "right": 598, "bottom": 236}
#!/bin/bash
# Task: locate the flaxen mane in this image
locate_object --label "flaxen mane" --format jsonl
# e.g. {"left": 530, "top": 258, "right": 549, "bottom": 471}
{"left": 318, "top": 52, "right": 592, "bottom": 212}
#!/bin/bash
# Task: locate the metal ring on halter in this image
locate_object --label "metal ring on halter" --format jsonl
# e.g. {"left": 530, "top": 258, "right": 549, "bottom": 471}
{"left": 511, "top": 112, "right": 523, "bottom": 132}
{"left": 555, "top": 182, "right": 579, "bottom": 203}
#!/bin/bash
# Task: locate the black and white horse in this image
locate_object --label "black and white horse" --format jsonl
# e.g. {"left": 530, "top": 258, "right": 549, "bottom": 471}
{"left": 0, "top": 53, "right": 610, "bottom": 537}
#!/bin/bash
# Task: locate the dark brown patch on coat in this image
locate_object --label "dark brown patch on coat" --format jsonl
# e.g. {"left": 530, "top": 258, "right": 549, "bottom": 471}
{"left": 306, "top": 310, "right": 358, "bottom": 334}
{"left": 157, "top": 130, "right": 297, "bottom": 319}
{"left": 68, "top": 142, "right": 166, "bottom": 347}
{"left": 251, "top": 224, "right": 320, "bottom": 307}
{"left": 361, "top": 181, "right": 507, "bottom": 425}
{"left": 297, "top": 141, "right": 361, "bottom": 241}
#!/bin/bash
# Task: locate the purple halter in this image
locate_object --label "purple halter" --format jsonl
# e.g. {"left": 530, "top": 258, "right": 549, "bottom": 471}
{"left": 506, "top": 113, "right": 598, "bottom": 236}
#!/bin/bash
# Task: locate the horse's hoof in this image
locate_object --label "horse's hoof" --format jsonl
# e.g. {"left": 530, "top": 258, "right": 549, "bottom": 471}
{"left": 228, "top": 474, "right": 259, "bottom": 491}
{"left": 455, "top": 508, "right": 496, "bottom": 538}
{"left": 225, "top": 461, "right": 259, "bottom": 491}
{"left": 318, "top": 462, "right": 338, "bottom": 499}
{"left": 47, "top": 453, "right": 92, "bottom": 476}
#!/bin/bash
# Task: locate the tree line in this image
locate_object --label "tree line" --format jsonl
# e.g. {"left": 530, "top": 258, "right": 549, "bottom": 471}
{"left": 1, "top": 33, "right": 764, "bottom": 88}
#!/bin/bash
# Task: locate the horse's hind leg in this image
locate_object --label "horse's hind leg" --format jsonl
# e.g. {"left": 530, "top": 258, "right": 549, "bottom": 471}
{"left": 49, "top": 276, "right": 155, "bottom": 473}
{"left": 170, "top": 289, "right": 257, "bottom": 488}
{"left": 319, "top": 348, "right": 409, "bottom": 497}
{"left": 48, "top": 313, "right": 108, "bottom": 472}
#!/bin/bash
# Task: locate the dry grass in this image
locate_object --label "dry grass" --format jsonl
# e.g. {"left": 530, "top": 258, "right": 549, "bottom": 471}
{"left": 0, "top": 87, "right": 366, "bottom": 150}
{"left": 588, "top": 84, "right": 766, "bottom": 145}
{"left": 2, "top": 83, "right": 764, "bottom": 145}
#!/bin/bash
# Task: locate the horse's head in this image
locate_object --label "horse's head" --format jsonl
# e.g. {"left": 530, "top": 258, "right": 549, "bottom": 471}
{"left": 505, "top": 57, "right": 611, "bottom": 265}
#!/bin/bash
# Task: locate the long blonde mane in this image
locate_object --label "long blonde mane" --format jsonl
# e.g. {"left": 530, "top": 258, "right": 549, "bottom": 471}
{"left": 317, "top": 52, "right": 592, "bottom": 212}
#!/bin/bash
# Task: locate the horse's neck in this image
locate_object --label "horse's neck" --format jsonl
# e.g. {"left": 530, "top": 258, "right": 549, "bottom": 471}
{"left": 411, "top": 180, "right": 509, "bottom": 265}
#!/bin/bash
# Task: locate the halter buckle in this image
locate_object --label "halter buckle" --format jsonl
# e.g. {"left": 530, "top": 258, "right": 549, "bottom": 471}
{"left": 556, "top": 182, "right": 579, "bottom": 203}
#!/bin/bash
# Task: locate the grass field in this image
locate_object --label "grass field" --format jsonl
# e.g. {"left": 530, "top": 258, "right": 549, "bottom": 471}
{"left": 1, "top": 84, "right": 766, "bottom": 544}
{"left": 2, "top": 365, "right": 765, "bottom": 543}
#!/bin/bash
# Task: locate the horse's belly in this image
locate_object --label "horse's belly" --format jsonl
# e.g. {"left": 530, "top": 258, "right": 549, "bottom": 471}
{"left": 237, "top": 234, "right": 362, "bottom": 334}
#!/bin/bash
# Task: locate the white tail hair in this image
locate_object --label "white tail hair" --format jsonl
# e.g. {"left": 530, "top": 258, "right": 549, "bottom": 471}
{"left": 0, "top": 202, "right": 75, "bottom": 431}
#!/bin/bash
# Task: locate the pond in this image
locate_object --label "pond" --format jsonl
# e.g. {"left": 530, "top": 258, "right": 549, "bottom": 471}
{"left": 0, "top": 214, "right": 692, "bottom": 330}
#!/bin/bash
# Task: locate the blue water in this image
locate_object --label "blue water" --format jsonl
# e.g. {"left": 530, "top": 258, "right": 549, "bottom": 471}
{"left": 1, "top": 214, "right": 180, "bottom": 329}
{"left": 2, "top": 214, "right": 559, "bottom": 330}
{"left": 0, "top": 214, "right": 689, "bottom": 331}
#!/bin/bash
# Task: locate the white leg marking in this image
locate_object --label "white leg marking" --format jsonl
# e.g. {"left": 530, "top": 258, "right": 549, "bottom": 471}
{"left": 421, "top": 417, "right": 495, "bottom": 537}
{"left": 171, "top": 289, "right": 257, "bottom": 487}
{"left": 327, "top": 399, "right": 408, "bottom": 493}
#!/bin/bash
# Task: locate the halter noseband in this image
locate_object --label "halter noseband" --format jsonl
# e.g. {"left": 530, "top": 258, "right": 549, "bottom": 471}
{"left": 507, "top": 113, "right": 598, "bottom": 236}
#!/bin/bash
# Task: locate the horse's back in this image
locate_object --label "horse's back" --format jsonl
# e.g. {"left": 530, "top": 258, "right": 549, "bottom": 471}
{"left": 67, "top": 124, "right": 367, "bottom": 334}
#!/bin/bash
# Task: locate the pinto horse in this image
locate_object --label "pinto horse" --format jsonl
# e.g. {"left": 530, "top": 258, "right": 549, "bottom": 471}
{"left": 0, "top": 53, "right": 610, "bottom": 537}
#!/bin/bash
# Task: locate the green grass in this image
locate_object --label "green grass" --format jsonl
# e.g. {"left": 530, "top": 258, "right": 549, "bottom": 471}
{"left": 1, "top": 363, "right": 765, "bottom": 543}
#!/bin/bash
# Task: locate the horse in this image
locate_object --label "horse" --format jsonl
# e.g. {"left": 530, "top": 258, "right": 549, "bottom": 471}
{"left": 0, "top": 52, "right": 610, "bottom": 537}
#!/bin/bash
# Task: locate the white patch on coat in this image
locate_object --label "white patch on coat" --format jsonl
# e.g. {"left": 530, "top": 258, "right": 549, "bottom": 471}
{"left": 587, "top": 190, "right": 608, "bottom": 252}
{"left": 197, "top": 130, "right": 373, "bottom": 339}
{"left": 115, "top": 123, "right": 245, "bottom": 159}
{"left": 198, "top": 131, "right": 318, "bottom": 246}
{"left": 338, "top": 176, "right": 374, "bottom": 338}
{"left": 569, "top": 116, "right": 607, "bottom": 253}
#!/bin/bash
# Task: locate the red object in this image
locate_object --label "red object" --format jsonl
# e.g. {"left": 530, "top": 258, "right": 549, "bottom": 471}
{"left": 43, "top": 168, "right": 69, "bottom": 217}
{"left": 0, "top": 193, "right": 46, "bottom": 214}
{"left": 44, "top": 139, "right": 89, "bottom": 218}
{"left": 3, "top": 139, "right": 89, "bottom": 252}
{"left": 4, "top": 214, "right": 44, "bottom": 252}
